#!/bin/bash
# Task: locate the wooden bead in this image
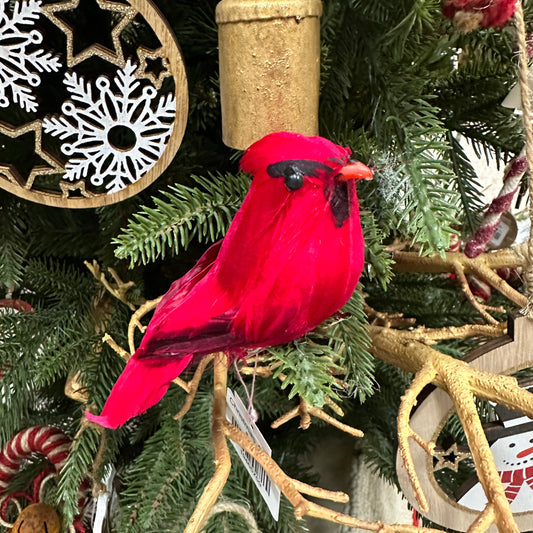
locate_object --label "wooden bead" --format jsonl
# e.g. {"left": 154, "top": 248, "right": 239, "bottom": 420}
{"left": 11, "top": 503, "right": 61, "bottom": 533}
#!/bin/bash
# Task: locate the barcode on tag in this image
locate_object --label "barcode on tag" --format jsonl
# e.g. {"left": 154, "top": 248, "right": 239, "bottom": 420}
{"left": 490, "top": 220, "right": 509, "bottom": 247}
{"left": 226, "top": 388, "right": 280, "bottom": 521}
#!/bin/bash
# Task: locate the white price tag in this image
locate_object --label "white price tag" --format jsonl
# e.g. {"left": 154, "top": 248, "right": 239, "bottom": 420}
{"left": 226, "top": 388, "right": 281, "bottom": 521}
{"left": 92, "top": 464, "right": 116, "bottom": 533}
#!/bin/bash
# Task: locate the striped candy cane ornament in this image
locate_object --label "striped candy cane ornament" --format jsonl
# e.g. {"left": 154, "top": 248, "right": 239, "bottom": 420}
{"left": 0, "top": 427, "right": 71, "bottom": 494}
{"left": 0, "top": 427, "right": 87, "bottom": 532}
{"left": 465, "top": 153, "right": 528, "bottom": 258}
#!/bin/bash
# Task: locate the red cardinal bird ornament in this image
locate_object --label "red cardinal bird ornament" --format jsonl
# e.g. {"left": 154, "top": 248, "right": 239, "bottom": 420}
{"left": 86, "top": 132, "right": 372, "bottom": 429}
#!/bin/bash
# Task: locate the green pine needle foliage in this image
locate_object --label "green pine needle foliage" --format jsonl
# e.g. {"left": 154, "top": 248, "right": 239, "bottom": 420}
{"left": 350, "top": 360, "right": 412, "bottom": 486}
{"left": 113, "top": 173, "right": 250, "bottom": 266}
{"left": 117, "top": 415, "right": 195, "bottom": 532}
{"left": 446, "top": 133, "right": 485, "bottom": 236}
{"left": 361, "top": 212, "right": 394, "bottom": 289}
{"left": 0, "top": 196, "right": 28, "bottom": 289}
{"left": 57, "top": 427, "right": 102, "bottom": 526}
{"left": 268, "top": 340, "right": 345, "bottom": 408}
{"left": 328, "top": 290, "right": 375, "bottom": 402}
{"left": 265, "top": 290, "right": 373, "bottom": 408}
{"left": 1, "top": 1, "right": 532, "bottom": 531}
{"left": 0, "top": 259, "right": 97, "bottom": 444}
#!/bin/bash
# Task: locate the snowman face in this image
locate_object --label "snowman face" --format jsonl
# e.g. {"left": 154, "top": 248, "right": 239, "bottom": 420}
{"left": 491, "top": 430, "right": 533, "bottom": 470}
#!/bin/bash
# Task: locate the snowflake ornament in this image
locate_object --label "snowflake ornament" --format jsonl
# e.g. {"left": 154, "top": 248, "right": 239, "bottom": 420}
{"left": 43, "top": 60, "right": 176, "bottom": 193}
{"left": 0, "top": 0, "right": 61, "bottom": 112}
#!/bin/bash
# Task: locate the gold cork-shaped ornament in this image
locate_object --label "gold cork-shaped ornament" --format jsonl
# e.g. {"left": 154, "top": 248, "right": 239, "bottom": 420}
{"left": 216, "top": 0, "right": 322, "bottom": 149}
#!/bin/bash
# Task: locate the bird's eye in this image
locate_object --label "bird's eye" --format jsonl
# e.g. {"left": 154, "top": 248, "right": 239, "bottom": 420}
{"left": 283, "top": 166, "right": 304, "bottom": 191}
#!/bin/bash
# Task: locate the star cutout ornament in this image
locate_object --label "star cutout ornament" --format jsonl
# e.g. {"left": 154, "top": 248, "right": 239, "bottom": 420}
{"left": 433, "top": 443, "right": 472, "bottom": 473}
{"left": 0, "top": 120, "right": 62, "bottom": 190}
{"left": 42, "top": 0, "right": 136, "bottom": 67}
{"left": 136, "top": 46, "right": 171, "bottom": 89}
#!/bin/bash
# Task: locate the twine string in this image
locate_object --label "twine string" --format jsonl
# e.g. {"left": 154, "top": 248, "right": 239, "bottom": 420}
{"left": 200, "top": 501, "right": 262, "bottom": 533}
{"left": 514, "top": 0, "right": 533, "bottom": 314}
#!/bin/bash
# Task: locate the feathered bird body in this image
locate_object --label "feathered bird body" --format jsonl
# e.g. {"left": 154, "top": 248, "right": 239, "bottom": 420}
{"left": 87, "top": 132, "right": 371, "bottom": 428}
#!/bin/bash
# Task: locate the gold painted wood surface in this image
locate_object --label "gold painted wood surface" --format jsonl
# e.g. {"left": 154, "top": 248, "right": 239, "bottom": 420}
{"left": 217, "top": 0, "right": 322, "bottom": 149}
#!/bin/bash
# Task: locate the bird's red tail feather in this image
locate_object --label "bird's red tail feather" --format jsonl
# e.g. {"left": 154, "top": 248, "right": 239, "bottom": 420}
{"left": 86, "top": 354, "right": 193, "bottom": 429}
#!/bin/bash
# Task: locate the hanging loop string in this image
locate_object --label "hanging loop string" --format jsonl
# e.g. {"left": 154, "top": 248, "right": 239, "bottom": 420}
{"left": 514, "top": 0, "right": 533, "bottom": 315}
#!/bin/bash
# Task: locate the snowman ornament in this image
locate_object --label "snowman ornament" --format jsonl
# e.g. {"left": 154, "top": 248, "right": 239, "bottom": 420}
{"left": 458, "top": 394, "right": 533, "bottom": 512}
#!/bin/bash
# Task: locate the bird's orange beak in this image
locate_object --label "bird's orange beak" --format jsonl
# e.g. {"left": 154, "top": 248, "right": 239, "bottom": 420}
{"left": 337, "top": 160, "right": 373, "bottom": 181}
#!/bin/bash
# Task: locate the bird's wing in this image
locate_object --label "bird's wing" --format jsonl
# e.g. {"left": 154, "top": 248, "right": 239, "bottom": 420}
{"left": 137, "top": 310, "right": 238, "bottom": 360}
{"left": 155, "top": 238, "right": 222, "bottom": 311}
{"left": 135, "top": 240, "right": 242, "bottom": 359}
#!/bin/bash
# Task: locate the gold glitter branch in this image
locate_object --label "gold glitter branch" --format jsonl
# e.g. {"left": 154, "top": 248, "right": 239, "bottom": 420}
{"left": 370, "top": 324, "right": 533, "bottom": 533}
{"left": 391, "top": 246, "right": 528, "bottom": 323}
{"left": 184, "top": 354, "right": 445, "bottom": 533}
{"left": 238, "top": 357, "right": 364, "bottom": 436}
{"left": 85, "top": 260, "right": 139, "bottom": 310}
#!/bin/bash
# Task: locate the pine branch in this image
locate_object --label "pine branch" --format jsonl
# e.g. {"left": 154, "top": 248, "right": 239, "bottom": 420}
{"left": 23, "top": 258, "right": 95, "bottom": 312}
{"left": 446, "top": 132, "right": 484, "bottom": 236}
{"left": 395, "top": 98, "right": 459, "bottom": 254}
{"left": 267, "top": 340, "right": 344, "bottom": 408}
{"left": 118, "top": 417, "right": 190, "bottom": 532}
{"left": 328, "top": 290, "right": 375, "bottom": 402}
{"left": 0, "top": 197, "right": 28, "bottom": 290}
{"left": 113, "top": 173, "right": 250, "bottom": 266}
{"left": 56, "top": 426, "right": 101, "bottom": 524}
{"left": 117, "top": 390, "right": 215, "bottom": 532}
{"left": 361, "top": 212, "right": 394, "bottom": 289}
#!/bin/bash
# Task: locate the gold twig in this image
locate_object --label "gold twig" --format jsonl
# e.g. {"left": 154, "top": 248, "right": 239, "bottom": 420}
{"left": 468, "top": 262, "right": 526, "bottom": 309}
{"left": 270, "top": 399, "right": 363, "bottom": 437}
{"left": 174, "top": 355, "right": 214, "bottom": 420}
{"left": 325, "top": 397, "right": 344, "bottom": 417}
{"left": 84, "top": 260, "right": 137, "bottom": 310}
{"left": 452, "top": 261, "right": 498, "bottom": 324}
{"left": 466, "top": 503, "right": 495, "bottom": 533}
{"left": 397, "top": 364, "right": 438, "bottom": 512}
{"left": 270, "top": 405, "right": 299, "bottom": 429}
{"left": 102, "top": 333, "right": 131, "bottom": 361}
{"left": 184, "top": 353, "right": 231, "bottom": 533}
{"left": 370, "top": 326, "right": 533, "bottom": 417}
{"left": 364, "top": 304, "right": 417, "bottom": 328}
{"left": 404, "top": 323, "right": 506, "bottom": 343}
{"left": 239, "top": 365, "right": 274, "bottom": 378}
{"left": 392, "top": 247, "right": 528, "bottom": 309}
{"left": 445, "top": 376, "right": 517, "bottom": 532}
{"left": 307, "top": 406, "right": 364, "bottom": 438}
{"left": 370, "top": 324, "right": 533, "bottom": 531}
{"left": 289, "top": 478, "right": 349, "bottom": 503}
{"left": 305, "top": 500, "right": 442, "bottom": 532}
{"left": 127, "top": 298, "right": 161, "bottom": 354}
{"left": 222, "top": 420, "right": 442, "bottom": 532}
{"left": 392, "top": 246, "right": 527, "bottom": 274}
{"left": 298, "top": 397, "right": 311, "bottom": 429}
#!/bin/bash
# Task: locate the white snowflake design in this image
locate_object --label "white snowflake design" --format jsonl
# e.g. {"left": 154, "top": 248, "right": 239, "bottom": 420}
{"left": 42, "top": 59, "right": 176, "bottom": 193}
{"left": 0, "top": 0, "right": 61, "bottom": 112}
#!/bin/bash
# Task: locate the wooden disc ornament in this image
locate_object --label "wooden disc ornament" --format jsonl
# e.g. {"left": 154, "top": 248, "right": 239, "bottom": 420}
{"left": 396, "top": 314, "right": 533, "bottom": 532}
{"left": 0, "top": 0, "right": 187, "bottom": 208}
